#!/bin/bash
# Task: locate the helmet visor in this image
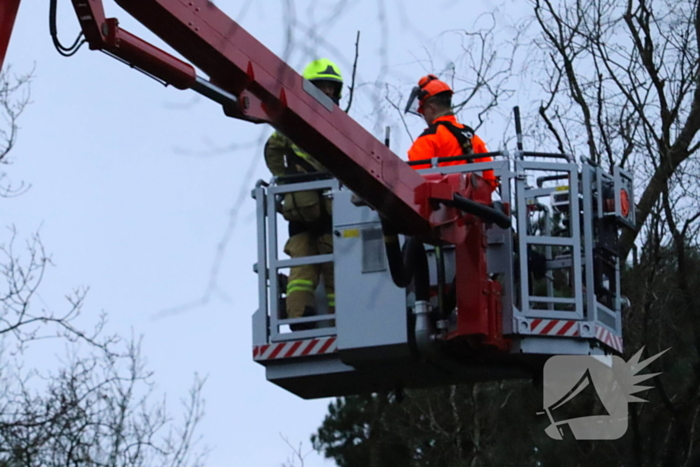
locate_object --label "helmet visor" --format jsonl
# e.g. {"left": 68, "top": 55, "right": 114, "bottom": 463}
{"left": 404, "top": 86, "right": 424, "bottom": 115}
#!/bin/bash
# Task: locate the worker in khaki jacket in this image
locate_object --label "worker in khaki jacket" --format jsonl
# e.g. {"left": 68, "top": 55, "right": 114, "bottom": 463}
{"left": 264, "top": 59, "right": 343, "bottom": 330}
{"left": 405, "top": 74, "right": 497, "bottom": 189}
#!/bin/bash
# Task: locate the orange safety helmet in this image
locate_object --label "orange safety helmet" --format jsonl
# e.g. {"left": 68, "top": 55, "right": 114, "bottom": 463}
{"left": 405, "top": 74, "right": 453, "bottom": 115}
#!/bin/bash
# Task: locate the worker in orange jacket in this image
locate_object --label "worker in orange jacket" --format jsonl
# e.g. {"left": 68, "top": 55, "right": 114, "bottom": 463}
{"left": 405, "top": 74, "right": 497, "bottom": 188}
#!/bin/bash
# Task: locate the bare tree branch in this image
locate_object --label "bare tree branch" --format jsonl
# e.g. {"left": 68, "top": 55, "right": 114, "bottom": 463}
{"left": 344, "top": 31, "right": 360, "bottom": 114}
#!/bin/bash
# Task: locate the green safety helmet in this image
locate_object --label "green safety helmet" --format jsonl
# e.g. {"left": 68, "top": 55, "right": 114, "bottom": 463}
{"left": 302, "top": 58, "right": 343, "bottom": 103}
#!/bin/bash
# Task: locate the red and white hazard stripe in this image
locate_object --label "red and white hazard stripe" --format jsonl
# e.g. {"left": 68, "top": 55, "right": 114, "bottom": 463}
{"left": 528, "top": 319, "right": 580, "bottom": 337}
{"left": 253, "top": 336, "right": 337, "bottom": 361}
{"left": 596, "top": 325, "right": 623, "bottom": 353}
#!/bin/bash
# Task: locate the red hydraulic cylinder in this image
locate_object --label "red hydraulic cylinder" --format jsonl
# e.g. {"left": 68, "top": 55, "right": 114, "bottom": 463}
{"left": 445, "top": 175, "right": 509, "bottom": 350}
{"left": 114, "top": 0, "right": 431, "bottom": 235}
{"left": 0, "top": 0, "right": 21, "bottom": 70}
{"left": 70, "top": 0, "right": 196, "bottom": 90}
{"left": 449, "top": 224, "right": 508, "bottom": 351}
{"left": 102, "top": 19, "right": 197, "bottom": 90}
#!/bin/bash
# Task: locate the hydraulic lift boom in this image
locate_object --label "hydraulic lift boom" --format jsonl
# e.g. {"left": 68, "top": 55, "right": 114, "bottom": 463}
{"left": 0, "top": 0, "right": 19, "bottom": 68}
{"left": 1, "top": 0, "right": 491, "bottom": 239}
{"left": 0, "top": 0, "right": 632, "bottom": 399}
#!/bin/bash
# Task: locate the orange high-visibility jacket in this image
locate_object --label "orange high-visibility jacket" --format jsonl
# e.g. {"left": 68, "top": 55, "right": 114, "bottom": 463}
{"left": 407, "top": 115, "right": 496, "bottom": 187}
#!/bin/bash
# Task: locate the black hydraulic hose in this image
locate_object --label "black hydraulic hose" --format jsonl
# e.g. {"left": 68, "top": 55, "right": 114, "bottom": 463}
{"left": 407, "top": 237, "right": 430, "bottom": 301}
{"left": 50, "top": 0, "right": 86, "bottom": 57}
{"left": 435, "top": 245, "right": 446, "bottom": 318}
{"left": 447, "top": 193, "right": 511, "bottom": 229}
{"left": 383, "top": 230, "right": 412, "bottom": 288}
{"left": 444, "top": 276, "right": 457, "bottom": 316}
{"left": 381, "top": 220, "right": 430, "bottom": 300}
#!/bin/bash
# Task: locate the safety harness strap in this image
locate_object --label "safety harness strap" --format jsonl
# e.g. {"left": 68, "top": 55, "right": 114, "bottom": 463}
{"left": 427, "top": 120, "right": 476, "bottom": 157}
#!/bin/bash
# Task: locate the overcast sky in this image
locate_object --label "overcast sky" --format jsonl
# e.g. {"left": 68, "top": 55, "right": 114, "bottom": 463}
{"left": 3, "top": 1, "right": 525, "bottom": 465}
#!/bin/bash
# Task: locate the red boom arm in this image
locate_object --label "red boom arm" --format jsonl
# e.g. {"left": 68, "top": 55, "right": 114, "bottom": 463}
{"left": 0, "top": 0, "right": 501, "bottom": 240}
{"left": 112, "top": 0, "right": 434, "bottom": 235}
{"left": 0, "top": 0, "right": 19, "bottom": 68}
{"left": 0, "top": 0, "right": 510, "bottom": 347}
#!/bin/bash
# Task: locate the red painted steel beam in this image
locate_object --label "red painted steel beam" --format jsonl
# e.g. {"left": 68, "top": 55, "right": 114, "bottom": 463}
{"left": 114, "top": 0, "right": 431, "bottom": 234}
{"left": 0, "top": 0, "right": 21, "bottom": 70}
{"left": 71, "top": 0, "right": 196, "bottom": 90}
{"left": 104, "top": 21, "right": 197, "bottom": 90}
{"left": 71, "top": 0, "right": 108, "bottom": 48}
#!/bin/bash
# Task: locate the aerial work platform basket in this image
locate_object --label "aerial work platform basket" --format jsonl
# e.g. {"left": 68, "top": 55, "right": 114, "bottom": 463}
{"left": 0, "top": 0, "right": 638, "bottom": 401}
{"left": 251, "top": 151, "right": 635, "bottom": 399}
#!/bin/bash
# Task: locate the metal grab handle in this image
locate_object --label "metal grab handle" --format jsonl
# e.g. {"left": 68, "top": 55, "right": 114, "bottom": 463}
{"left": 408, "top": 151, "right": 504, "bottom": 167}
{"left": 446, "top": 194, "right": 511, "bottom": 229}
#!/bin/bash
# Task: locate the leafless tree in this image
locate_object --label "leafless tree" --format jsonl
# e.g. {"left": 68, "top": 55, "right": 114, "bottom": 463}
{"left": 0, "top": 338, "right": 207, "bottom": 466}
{"left": 381, "top": 13, "right": 521, "bottom": 144}
{"left": 0, "top": 68, "right": 30, "bottom": 163}
{"left": 0, "top": 228, "right": 107, "bottom": 352}
{"left": 280, "top": 434, "right": 311, "bottom": 467}
{"left": 0, "top": 219, "right": 207, "bottom": 467}
{"left": 523, "top": 3, "right": 700, "bottom": 461}
{"left": 528, "top": 0, "right": 700, "bottom": 260}
{"left": 0, "top": 73, "right": 207, "bottom": 466}
{"left": 0, "top": 68, "right": 31, "bottom": 196}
